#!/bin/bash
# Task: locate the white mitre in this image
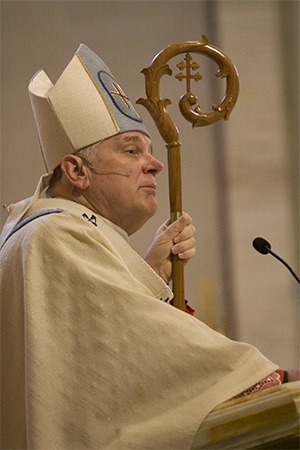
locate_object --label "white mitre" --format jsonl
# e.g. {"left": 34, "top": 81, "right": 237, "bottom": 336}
{"left": 29, "top": 43, "right": 150, "bottom": 172}
{"left": 1, "top": 44, "right": 150, "bottom": 246}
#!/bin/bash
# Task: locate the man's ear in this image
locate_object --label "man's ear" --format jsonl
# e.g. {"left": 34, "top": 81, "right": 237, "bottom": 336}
{"left": 60, "top": 155, "right": 90, "bottom": 189}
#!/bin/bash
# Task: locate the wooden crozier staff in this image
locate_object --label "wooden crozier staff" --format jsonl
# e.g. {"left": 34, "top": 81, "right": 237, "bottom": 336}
{"left": 137, "top": 36, "right": 239, "bottom": 311}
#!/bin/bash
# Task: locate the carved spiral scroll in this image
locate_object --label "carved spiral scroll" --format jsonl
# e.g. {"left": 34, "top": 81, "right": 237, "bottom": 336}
{"left": 136, "top": 35, "right": 239, "bottom": 145}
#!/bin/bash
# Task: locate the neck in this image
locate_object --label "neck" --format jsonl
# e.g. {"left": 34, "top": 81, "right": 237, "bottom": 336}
{"left": 48, "top": 181, "right": 148, "bottom": 237}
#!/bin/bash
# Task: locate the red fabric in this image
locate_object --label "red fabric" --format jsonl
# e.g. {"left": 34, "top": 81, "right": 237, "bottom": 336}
{"left": 185, "top": 303, "right": 195, "bottom": 316}
{"left": 275, "top": 369, "right": 286, "bottom": 383}
{"left": 234, "top": 370, "right": 283, "bottom": 398}
{"left": 169, "top": 299, "right": 195, "bottom": 316}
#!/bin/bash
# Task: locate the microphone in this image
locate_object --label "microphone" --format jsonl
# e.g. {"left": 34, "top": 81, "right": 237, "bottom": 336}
{"left": 81, "top": 157, "right": 133, "bottom": 176}
{"left": 252, "top": 237, "right": 300, "bottom": 284}
{"left": 89, "top": 168, "right": 132, "bottom": 175}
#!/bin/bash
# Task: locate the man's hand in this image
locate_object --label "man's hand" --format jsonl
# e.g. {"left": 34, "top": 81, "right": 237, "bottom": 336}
{"left": 287, "top": 368, "right": 300, "bottom": 382}
{"left": 145, "top": 213, "right": 196, "bottom": 284}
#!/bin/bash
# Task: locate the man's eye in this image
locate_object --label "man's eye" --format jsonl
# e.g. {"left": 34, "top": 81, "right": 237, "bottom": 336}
{"left": 126, "top": 149, "right": 138, "bottom": 155}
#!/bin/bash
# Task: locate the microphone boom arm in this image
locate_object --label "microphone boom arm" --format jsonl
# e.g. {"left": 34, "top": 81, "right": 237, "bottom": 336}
{"left": 268, "top": 249, "right": 300, "bottom": 284}
{"left": 253, "top": 237, "right": 300, "bottom": 284}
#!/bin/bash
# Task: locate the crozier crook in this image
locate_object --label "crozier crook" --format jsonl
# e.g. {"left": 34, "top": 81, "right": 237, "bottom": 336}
{"left": 137, "top": 36, "right": 239, "bottom": 310}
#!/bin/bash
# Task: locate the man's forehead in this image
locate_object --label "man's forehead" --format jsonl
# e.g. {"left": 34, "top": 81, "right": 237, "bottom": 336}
{"left": 114, "top": 133, "right": 153, "bottom": 153}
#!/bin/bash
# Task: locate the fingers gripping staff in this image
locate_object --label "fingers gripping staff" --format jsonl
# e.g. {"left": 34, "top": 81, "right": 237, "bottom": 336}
{"left": 137, "top": 36, "right": 239, "bottom": 310}
{"left": 145, "top": 213, "right": 195, "bottom": 286}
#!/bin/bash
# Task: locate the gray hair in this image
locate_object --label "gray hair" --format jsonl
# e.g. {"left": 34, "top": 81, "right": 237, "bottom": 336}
{"left": 49, "top": 140, "right": 102, "bottom": 186}
{"left": 75, "top": 141, "right": 102, "bottom": 164}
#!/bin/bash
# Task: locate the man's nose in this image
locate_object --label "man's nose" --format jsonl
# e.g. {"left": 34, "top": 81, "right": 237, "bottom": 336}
{"left": 142, "top": 155, "right": 164, "bottom": 174}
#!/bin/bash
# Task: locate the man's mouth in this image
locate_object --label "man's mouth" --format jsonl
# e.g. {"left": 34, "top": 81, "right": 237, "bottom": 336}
{"left": 139, "top": 184, "right": 157, "bottom": 194}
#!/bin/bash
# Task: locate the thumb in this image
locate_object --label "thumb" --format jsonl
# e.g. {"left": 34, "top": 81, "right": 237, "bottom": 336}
{"left": 153, "top": 217, "right": 171, "bottom": 238}
{"left": 164, "top": 214, "right": 188, "bottom": 239}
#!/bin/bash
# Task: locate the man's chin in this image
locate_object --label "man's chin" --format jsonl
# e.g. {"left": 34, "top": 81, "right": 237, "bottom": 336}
{"left": 138, "top": 206, "right": 158, "bottom": 230}
{"left": 147, "top": 201, "right": 158, "bottom": 218}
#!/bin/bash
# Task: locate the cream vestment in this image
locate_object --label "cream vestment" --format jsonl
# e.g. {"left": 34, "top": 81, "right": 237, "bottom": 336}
{"left": 0, "top": 195, "right": 278, "bottom": 449}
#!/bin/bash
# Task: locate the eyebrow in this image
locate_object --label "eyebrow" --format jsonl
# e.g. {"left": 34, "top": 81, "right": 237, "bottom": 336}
{"left": 122, "top": 135, "right": 153, "bottom": 155}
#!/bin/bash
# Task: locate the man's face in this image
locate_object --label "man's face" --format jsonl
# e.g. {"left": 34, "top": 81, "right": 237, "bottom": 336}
{"left": 82, "top": 132, "right": 164, "bottom": 235}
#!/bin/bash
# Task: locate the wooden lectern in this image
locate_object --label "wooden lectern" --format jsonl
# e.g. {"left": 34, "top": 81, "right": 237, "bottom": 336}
{"left": 194, "top": 381, "right": 300, "bottom": 449}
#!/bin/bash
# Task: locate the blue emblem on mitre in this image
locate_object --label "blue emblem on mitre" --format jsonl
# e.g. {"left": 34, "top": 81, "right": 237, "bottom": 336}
{"left": 76, "top": 44, "right": 150, "bottom": 137}
{"left": 98, "top": 71, "right": 142, "bottom": 123}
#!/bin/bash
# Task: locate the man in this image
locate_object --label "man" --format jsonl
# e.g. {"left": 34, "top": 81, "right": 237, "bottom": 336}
{"left": 0, "top": 44, "right": 292, "bottom": 449}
